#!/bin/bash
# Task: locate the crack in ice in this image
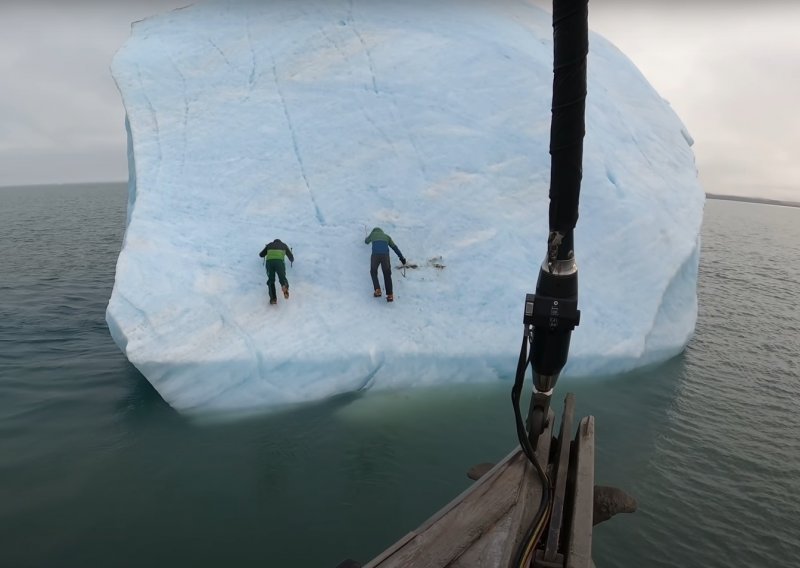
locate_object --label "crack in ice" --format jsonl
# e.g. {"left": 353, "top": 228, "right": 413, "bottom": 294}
{"left": 271, "top": 59, "right": 326, "bottom": 225}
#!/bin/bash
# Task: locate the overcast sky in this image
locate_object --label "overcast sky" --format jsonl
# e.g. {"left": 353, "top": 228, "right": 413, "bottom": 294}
{"left": 1, "top": 1, "right": 798, "bottom": 200}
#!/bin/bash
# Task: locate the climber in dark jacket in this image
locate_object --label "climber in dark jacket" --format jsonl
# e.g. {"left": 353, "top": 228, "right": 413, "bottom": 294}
{"left": 365, "top": 227, "right": 405, "bottom": 302}
{"left": 259, "top": 239, "right": 294, "bottom": 305}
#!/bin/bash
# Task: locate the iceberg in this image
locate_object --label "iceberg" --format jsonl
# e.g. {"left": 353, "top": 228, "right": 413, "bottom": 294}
{"left": 107, "top": 0, "right": 704, "bottom": 414}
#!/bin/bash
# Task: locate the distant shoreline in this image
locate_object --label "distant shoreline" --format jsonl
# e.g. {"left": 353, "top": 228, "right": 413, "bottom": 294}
{"left": 0, "top": 181, "right": 127, "bottom": 191}
{"left": 2, "top": 182, "right": 799, "bottom": 209}
{"left": 706, "top": 193, "right": 800, "bottom": 209}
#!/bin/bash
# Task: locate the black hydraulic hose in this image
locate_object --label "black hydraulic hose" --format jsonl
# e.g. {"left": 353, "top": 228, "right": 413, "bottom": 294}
{"left": 511, "top": 332, "right": 552, "bottom": 568}
{"left": 548, "top": 0, "right": 588, "bottom": 239}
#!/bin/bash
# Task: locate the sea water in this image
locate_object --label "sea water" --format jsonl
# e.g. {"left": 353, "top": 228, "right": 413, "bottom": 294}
{"left": 1, "top": 184, "right": 798, "bottom": 567}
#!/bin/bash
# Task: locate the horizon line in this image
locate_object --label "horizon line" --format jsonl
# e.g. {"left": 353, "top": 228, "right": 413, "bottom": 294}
{"left": 2, "top": 181, "right": 799, "bottom": 209}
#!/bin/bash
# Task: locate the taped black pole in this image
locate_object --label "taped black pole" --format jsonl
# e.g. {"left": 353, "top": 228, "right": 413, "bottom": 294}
{"left": 517, "top": 0, "right": 587, "bottom": 446}
{"left": 549, "top": 0, "right": 588, "bottom": 239}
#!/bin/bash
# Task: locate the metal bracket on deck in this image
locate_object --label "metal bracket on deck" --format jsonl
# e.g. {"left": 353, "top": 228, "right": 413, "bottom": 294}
{"left": 531, "top": 395, "right": 634, "bottom": 568}
{"left": 530, "top": 394, "right": 594, "bottom": 568}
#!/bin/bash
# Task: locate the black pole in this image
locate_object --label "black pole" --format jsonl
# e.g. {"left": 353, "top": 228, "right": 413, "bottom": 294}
{"left": 518, "top": 0, "right": 587, "bottom": 445}
{"left": 548, "top": 0, "right": 588, "bottom": 239}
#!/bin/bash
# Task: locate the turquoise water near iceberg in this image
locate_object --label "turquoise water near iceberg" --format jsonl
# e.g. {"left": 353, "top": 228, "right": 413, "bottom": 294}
{"left": 1, "top": 183, "right": 799, "bottom": 567}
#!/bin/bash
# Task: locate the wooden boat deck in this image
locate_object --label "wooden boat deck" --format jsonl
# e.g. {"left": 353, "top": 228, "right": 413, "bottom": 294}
{"left": 363, "top": 397, "right": 595, "bottom": 568}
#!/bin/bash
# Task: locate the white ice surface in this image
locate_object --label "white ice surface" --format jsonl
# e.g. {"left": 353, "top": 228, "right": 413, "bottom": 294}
{"left": 107, "top": 0, "right": 704, "bottom": 414}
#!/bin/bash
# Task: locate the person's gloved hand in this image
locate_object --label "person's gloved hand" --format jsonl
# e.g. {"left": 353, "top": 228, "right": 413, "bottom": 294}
{"left": 400, "top": 257, "right": 407, "bottom": 265}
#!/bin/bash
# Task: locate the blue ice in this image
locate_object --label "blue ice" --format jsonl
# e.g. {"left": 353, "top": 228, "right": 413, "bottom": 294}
{"left": 107, "top": 0, "right": 704, "bottom": 414}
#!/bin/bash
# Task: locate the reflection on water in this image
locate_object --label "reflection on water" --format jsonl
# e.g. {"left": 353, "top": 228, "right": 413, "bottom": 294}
{"left": 1, "top": 187, "right": 799, "bottom": 567}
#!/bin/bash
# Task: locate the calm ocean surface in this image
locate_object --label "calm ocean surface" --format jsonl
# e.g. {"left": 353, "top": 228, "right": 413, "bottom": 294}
{"left": 1, "top": 183, "right": 798, "bottom": 568}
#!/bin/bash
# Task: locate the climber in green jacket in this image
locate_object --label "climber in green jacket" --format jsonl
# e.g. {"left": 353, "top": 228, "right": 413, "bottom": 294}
{"left": 365, "top": 227, "right": 405, "bottom": 302}
{"left": 259, "top": 239, "right": 294, "bottom": 305}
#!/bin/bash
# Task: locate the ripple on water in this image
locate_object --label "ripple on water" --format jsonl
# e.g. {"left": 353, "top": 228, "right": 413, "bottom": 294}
{"left": 2, "top": 190, "right": 800, "bottom": 567}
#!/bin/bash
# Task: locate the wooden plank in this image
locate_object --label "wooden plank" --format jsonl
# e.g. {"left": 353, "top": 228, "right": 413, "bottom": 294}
{"left": 496, "top": 409, "right": 554, "bottom": 568}
{"left": 449, "top": 454, "right": 541, "bottom": 568}
{"left": 450, "top": 509, "right": 516, "bottom": 568}
{"left": 458, "top": 421, "right": 554, "bottom": 568}
{"left": 363, "top": 447, "right": 521, "bottom": 567}
{"left": 366, "top": 451, "right": 533, "bottom": 567}
{"left": 365, "top": 411, "right": 555, "bottom": 567}
{"left": 566, "top": 416, "right": 594, "bottom": 568}
{"left": 542, "top": 393, "right": 575, "bottom": 562}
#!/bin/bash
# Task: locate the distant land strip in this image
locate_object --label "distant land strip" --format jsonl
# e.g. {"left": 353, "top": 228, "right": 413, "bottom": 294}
{"left": 706, "top": 193, "right": 800, "bottom": 209}
{"left": 0, "top": 181, "right": 127, "bottom": 191}
{"left": 2, "top": 183, "right": 799, "bottom": 210}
